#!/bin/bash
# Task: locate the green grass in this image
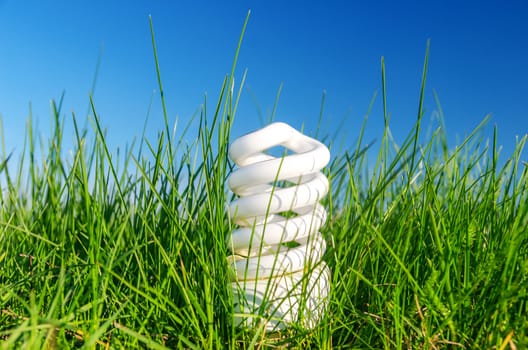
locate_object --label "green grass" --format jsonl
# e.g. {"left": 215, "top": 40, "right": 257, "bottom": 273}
{"left": 1, "top": 16, "right": 528, "bottom": 349}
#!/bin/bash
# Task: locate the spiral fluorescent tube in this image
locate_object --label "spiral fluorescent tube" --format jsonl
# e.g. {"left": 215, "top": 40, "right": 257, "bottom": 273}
{"left": 227, "top": 122, "right": 331, "bottom": 331}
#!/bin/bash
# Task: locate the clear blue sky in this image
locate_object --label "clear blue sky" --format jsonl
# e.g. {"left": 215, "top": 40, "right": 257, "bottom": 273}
{"left": 1, "top": 0, "right": 527, "bottom": 164}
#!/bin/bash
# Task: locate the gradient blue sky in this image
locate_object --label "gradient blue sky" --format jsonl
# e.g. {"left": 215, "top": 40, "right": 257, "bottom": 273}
{"left": 0, "top": 1, "right": 527, "bottom": 164}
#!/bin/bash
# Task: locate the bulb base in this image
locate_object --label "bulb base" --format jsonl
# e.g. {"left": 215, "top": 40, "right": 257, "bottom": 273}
{"left": 231, "top": 262, "right": 330, "bottom": 331}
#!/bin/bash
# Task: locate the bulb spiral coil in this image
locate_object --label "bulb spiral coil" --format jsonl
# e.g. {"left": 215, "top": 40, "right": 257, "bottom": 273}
{"left": 227, "top": 122, "right": 331, "bottom": 331}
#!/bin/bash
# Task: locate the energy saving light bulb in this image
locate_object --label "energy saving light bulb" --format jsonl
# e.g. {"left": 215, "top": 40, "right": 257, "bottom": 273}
{"left": 227, "top": 122, "right": 331, "bottom": 331}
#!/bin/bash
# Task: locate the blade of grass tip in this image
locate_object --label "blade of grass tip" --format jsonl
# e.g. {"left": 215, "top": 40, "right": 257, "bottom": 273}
{"left": 223, "top": 69, "right": 248, "bottom": 194}
{"left": 149, "top": 15, "right": 173, "bottom": 162}
{"left": 381, "top": 56, "right": 388, "bottom": 130}
{"left": 269, "top": 81, "right": 283, "bottom": 124}
{"left": 232, "top": 68, "right": 248, "bottom": 124}
{"left": 221, "top": 17, "right": 248, "bottom": 146}
{"left": 315, "top": 89, "right": 326, "bottom": 140}
{"left": 353, "top": 90, "right": 377, "bottom": 172}
{"left": 326, "top": 106, "right": 351, "bottom": 149}
{"left": 137, "top": 90, "right": 155, "bottom": 159}
{"left": 15, "top": 120, "right": 28, "bottom": 194}
{"left": 381, "top": 56, "right": 392, "bottom": 176}
{"left": 27, "top": 106, "right": 38, "bottom": 199}
{"left": 432, "top": 89, "right": 449, "bottom": 162}
{"left": 443, "top": 114, "right": 491, "bottom": 170}
{"left": 222, "top": 68, "right": 248, "bottom": 161}
{"left": 175, "top": 106, "right": 200, "bottom": 151}
{"left": 409, "top": 39, "right": 430, "bottom": 181}
{"left": 205, "top": 76, "right": 227, "bottom": 148}
{"left": 0, "top": 152, "right": 11, "bottom": 174}
{"left": 228, "top": 10, "right": 251, "bottom": 95}
{"left": 492, "top": 124, "right": 498, "bottom": 204}
{"left": 377, "top": 56, "right": 389, "bottom": 204}
{"left": 89, "top": 96, "right": 126, "bottom": 206}
{"left": 71, "top": 112, "right": 92, "bottom": 212}
{"left": 50, "top": 96, "right": 69, "bottom": 181}
{"left": 85, "top": 43, "right": 104, "bottom": 125}
{"left": 211, "top": 9, "right": 250, "bottom": 146}
{"left": 247, "top": 85, "right": 266, "bottom": 126}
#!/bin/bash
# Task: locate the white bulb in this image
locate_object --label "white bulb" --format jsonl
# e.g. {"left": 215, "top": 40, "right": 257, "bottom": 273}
{"left": 226, "top": 122, "right": 331, "bottom": 331}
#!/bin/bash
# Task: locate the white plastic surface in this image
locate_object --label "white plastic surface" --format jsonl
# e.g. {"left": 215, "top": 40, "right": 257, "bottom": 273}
{"left": 226, "top": 122, "right": 331, "bottom": 331}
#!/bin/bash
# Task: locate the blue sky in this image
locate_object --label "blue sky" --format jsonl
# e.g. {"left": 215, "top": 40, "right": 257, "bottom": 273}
{"left": 0, "top": 1, "right": 527, "bottom": 164}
